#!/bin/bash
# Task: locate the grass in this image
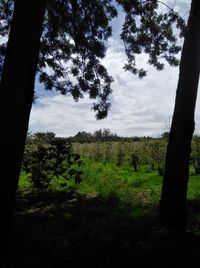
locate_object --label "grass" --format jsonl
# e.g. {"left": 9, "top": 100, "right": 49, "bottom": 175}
{"left": 15, "top": 158, "right": 200, "bottom": 267}
{"left": 18, "top": 157, "right": 200, "bottom": 217}
{"left": 18, "top": 157, "right": 200, "bottom": 219}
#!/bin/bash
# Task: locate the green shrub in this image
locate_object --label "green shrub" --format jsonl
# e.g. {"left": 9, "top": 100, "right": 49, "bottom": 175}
{"left": 130, "top": 152, "right": 139, "bottom": 171}
{"left": 23, "top": 136, "right": 82, "bottom": 193}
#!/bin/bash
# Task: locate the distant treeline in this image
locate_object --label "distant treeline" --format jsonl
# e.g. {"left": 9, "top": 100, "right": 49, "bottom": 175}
{"left": 32, "top": 129, "right": 165, "bottom": 143}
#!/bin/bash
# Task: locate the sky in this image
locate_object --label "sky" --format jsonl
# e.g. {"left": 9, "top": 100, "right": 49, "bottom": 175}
{"left": 29, "top": 0, "right": 198, "bottom": 138}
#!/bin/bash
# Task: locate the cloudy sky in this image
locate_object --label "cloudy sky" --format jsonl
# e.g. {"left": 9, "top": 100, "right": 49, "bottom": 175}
{"left": 29, "top": 0, "right": 198, "bottom": 137}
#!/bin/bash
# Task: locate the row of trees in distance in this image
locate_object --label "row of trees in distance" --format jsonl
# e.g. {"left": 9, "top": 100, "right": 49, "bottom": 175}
{"left": 24, "top": 131, "right": 200, "bottom": 179}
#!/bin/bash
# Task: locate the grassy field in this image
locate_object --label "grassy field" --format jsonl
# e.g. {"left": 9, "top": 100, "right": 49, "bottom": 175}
{"left": 18, "top": 156, "right": 200, "bottom": 207}
{"left": 14, "top": 157, "right": 200, "bottom": 267}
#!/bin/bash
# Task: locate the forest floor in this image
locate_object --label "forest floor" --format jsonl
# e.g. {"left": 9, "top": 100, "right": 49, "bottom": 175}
{"left": 10, "top": 189, "right": 200, "bottom": 268}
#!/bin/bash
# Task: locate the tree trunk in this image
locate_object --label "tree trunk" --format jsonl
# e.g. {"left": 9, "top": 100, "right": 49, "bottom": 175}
{"left": 0, "top": 0, "right": 46, "bottom": 251}
{"left": 159, "top": 0, "right": 200, "bottom": 231}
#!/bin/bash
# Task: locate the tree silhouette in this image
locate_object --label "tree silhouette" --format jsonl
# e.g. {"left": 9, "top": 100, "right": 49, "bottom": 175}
{"left": 116, "top": 0, "right": 200, "bottom": 231}
{"left": 159, "top": 0, "right": 200, "bottom": 231}
{"left": 119, "top": 0, "right": 200, "bottom": 231}
{"left": 0, "top": 0, "right": 46, "bottom": 259}
{"left": 0, "top": 0, "right": 117, "bottom": 245}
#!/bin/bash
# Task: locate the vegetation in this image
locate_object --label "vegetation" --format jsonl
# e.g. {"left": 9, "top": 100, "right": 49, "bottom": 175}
{"left": 22, "top": 133, "right": 82, "bottom": 193}
{"left": 13, "top": 131, "right": 200, "bottom": 266}
{"left": 0, "top": 0, "right": 189, "bottom": 242}
{"left": 19, "top": 131, "right": 200, "bottom": 202}
{"left": 1, "top": 0, "right": 200, "bottom": 265}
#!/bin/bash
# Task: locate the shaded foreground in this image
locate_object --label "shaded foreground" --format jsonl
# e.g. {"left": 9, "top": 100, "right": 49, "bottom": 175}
{"left": 10, "top": 190, "right": 200, "bottom": 267}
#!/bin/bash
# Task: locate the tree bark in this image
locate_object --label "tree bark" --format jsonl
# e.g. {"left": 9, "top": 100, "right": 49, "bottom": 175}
{"left": 159, "top": 0, "right": 200, "bottom": 231}
{"left": 0, "top": 0, "right": 46, "bottom": 253}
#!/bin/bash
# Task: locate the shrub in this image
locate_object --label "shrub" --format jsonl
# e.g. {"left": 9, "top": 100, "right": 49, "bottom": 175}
{"left": 23, "top": 136, "right": 82, "bottom": 193}
{"left": 130, "top": 152, "right": 139, "bottom": 171}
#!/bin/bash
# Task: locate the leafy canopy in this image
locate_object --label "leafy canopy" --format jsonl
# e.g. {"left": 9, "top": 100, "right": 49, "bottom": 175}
{"left": 117, "top": 0, "right": 186, "bottom": 77}
{"left": 0, "top": 0, "right": 117, "bottom": 119}
{"left": 0, "top": 0, "right": 186, "bottom": 117}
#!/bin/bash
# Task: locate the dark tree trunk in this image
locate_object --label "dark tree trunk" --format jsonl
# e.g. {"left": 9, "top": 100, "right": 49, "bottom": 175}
{"left": 0, "top": 0, "right": 46, "bottom": 250}
{"left": 159, "top": 0, "right": 200, "bottom": 231}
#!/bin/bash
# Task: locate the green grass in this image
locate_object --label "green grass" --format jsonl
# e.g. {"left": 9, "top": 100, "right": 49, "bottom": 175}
{"left": 16, "top": 157, "right": 200, "bottom": 266}
{"left": 18, "top": 171, "right": 33, "bottom": 193}
{"left": 18, "top": 157, "right": 200, "bottom": 223}
{"left": 188, "top": 175, "right": 200, "bottom": 200}
{"left": 77, "top": 158, "right": 200, "bottom": 223}
{"left": 19, "top": 157, "right": 200, "bottom": 206}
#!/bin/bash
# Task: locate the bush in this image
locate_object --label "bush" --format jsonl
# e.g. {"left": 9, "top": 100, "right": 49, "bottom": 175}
{"left": 23, "top": 135, "right": 82, "bottom": 193}
{"left": 130, "top": 152, "right": 139, "bottom": 171}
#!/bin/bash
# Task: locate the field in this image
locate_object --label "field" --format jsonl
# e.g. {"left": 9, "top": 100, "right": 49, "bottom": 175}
{"left": 13, "top": 140, "right": 200, "bottom": 267}
{"left": 18, "top": 154, "right": 200, "bottom": 224}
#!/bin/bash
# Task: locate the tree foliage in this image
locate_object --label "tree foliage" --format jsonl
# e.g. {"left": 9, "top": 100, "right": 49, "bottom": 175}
{"left": 0, "top": 0, "right": 13, "bottom": 74}
{"left": 0, "top": 0, "right": 117, "bottom": 119}
{"left": 68, "top": 128, "right": 120, "bottom": 143}
{"left": 0, "top": 0, "right": 187, "bottom": 117}
{"left": 117, "top": 0, "right": 186, "bottom": 77}
{"left": 23, "top": 133, "right": 82, "bottom": 193}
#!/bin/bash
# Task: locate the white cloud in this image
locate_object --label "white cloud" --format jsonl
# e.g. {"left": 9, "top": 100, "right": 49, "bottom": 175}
{"left": 30, "top": 42, "right": 178, "bottom": 137}
{"left": 29, "top": 0, "right": 200, "bottom": 137}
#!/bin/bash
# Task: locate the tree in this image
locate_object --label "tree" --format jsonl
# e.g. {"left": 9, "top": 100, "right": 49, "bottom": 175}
{"left": 0, "top": 0, "right": 117, "bottom": 118}
{"left": 130, "top": 152, "right": 139, "bottom": 171}
{"left": 72, "top": 131, "right": 94, "bottom": 143}
{"left": 33, "top": 132, "right": 56, "bottom": 143}
{"left": 0, "top": 0, "right": 46, "bottom": 245}
{"left": 23, "top": 135, "right": 82, "bottom": 193}
{"left": 117, "top": 0, "right": 200, "bottom": 231}
{"left": 0, "top": 0, "right": 117, "bottom": 246}
{"left": 159, "top": 0, "right": 200, "bottom": 231}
